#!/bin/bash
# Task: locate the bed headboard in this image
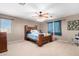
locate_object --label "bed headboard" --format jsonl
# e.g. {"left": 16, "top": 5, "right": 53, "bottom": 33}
{"left": 24, "top": 25, "right": 37, "bottom": 37}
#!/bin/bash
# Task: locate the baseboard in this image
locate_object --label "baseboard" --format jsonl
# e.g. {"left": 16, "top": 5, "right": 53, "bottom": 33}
{"left": 8, "top": 39, "right": 24, "bottom": 45}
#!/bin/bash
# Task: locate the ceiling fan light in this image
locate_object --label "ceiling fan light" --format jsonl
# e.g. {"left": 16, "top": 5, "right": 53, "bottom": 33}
{"left": 50, "top": 16, "right": 56, "bottom": 19}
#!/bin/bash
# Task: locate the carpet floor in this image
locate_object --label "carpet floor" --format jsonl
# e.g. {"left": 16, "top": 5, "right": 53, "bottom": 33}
{"left": 0, "top": 40, "right": 79, "bottom": 56}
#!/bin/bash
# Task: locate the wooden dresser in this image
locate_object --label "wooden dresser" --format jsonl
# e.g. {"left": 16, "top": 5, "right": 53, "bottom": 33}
{"left": 0, "top": 32, "right": 7, "bottom": 53}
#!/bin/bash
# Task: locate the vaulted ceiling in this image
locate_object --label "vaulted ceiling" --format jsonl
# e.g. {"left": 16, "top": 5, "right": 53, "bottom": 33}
{"left": 0, "top": 3, "right": 79, "bottom": 22}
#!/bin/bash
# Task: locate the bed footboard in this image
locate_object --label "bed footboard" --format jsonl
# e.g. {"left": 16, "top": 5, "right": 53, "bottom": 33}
{"left": 37, "top": 34, "right": 44, "bottom": 47}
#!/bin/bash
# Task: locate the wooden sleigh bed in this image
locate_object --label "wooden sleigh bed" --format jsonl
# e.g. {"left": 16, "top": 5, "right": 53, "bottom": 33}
{"left": 24, "top": 25, "right": 53, "bottom": 47}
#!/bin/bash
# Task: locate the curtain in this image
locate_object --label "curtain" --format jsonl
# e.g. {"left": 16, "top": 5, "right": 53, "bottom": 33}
{"left": 48, "top": 20, "right": 62, "bottom": 35}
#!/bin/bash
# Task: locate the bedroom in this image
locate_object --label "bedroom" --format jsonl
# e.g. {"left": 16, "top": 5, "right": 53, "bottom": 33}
{"left": 0, "top": 3, "right": 79, "bottom": 56}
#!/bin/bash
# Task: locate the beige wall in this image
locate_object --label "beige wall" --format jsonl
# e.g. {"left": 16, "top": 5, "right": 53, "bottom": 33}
{"left": 61, "top": 14, "right": 79, "bottom": 42}
{"left": 8, "top": 19, "right": 40, "bottom": 42}
{"left": 1, "top": 14, "right": 79, "bottom": 43}
{"left": 0, "top": 14, "right": 40, "bottom": 42}
{"left": 41, "top": 14, "right": 79, "bottom": 42}
{"left": 39, "top": 22, "right": 48, "bottom": 33}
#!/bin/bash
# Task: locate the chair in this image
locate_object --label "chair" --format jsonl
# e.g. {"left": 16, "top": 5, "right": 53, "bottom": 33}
{"left": 72, "top": 33, "right": 79, "bottom": 46}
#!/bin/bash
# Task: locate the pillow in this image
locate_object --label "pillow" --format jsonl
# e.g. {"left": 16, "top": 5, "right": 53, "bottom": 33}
{"left": 31, "top": 30, "right": 39, "bottom": 34}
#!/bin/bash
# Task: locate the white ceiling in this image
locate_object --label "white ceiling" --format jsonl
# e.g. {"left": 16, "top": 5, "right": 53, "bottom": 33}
{"left": 0, "top": 3, "right": 79, "bottom": 22}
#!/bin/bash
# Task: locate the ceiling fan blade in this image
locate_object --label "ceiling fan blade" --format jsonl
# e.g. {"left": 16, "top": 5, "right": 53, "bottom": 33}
{"left": 32, "top": 15, "right": 39, "bottom": 18}
{"left": 42, "top": 13, "right": 48, "bottom": 15}
{"left": 42, "top": 15, "right": 48, "bottom": 18}
{"left": 34, "top": 12, "right": 38, "bottom": 15}
{"left": 44, "top": 16, "right": 48, "bottom": 18}
{"left": 33, "top": 16, "right": 44, "bottom": 18}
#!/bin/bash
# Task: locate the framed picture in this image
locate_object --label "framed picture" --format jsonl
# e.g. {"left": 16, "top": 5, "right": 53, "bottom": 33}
{"left": 67, "top": 20, "right": 79, "bottom": 30}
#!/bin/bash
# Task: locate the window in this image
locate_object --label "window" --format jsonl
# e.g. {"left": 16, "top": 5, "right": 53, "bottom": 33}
{"left": 0, "top": 19, "right": 12, "bottom": 33}
{"left": 48, "top": 20, "right": 62, "bottom": 36}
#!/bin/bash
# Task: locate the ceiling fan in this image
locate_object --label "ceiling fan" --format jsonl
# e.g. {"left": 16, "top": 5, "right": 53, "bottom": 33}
{"left": 33, "top": 11, "right": 49, "bottom": 19}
